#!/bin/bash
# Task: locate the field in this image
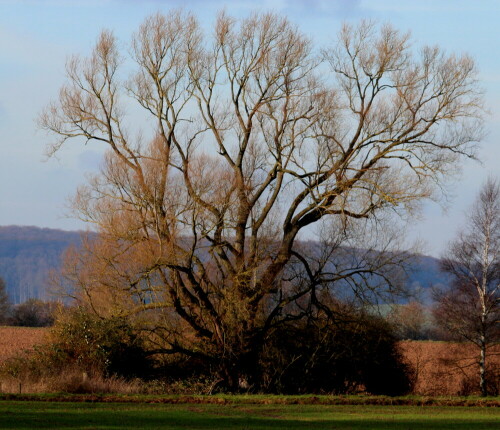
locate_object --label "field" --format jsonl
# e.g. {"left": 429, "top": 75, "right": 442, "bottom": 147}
{"left": 0, "top": 327, "right": 48, "bottom": 363}
{"left": 0, "top": 400, "right": 498, "bottom": 430}
{"left": 401, "top": 341, "right": 500, "bottom": 396}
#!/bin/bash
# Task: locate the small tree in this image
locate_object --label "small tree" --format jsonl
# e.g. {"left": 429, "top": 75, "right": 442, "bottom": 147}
{"left": 434, "top": 178, "right": 500, "bottom": 396}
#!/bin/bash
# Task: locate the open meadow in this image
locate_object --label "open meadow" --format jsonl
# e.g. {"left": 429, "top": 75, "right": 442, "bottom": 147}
{"left": 0, "top": 399, "right": 498, "bottom": 430}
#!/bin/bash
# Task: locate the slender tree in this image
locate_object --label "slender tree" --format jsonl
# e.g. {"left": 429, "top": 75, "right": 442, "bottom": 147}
{"left": 435, "top": 178, "right": 500, "bottom": 396}
{"left": 40, "top": 12, "right": 484, "bottom": 389}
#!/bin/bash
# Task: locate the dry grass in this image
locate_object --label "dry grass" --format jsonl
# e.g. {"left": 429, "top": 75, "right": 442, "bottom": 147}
{"left": 0, "top": 368, "right": 142, "bottom": 394}
{"left": 0, "top": 326, "right": 48, "bottom": 363}
{"left": 400, "top": 341, "right": 500, "bottom": 396}
{"left": 0, "top": 326, "right": 142, "bottom": 395}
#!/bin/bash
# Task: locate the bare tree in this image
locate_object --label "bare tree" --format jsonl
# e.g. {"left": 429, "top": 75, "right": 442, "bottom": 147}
{"left": 40, "top": 12, "right": 484, "bottom": 389}
{"left": 435, "top": 178, "right": 500, "bottom": 396}
{"left": 387, "top": 301, "right": 432, "bottom": 340}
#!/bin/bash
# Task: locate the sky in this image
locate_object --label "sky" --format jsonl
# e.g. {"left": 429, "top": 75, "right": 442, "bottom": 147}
{"left": 0, "top": 0, "right": 499, "bottom": 257}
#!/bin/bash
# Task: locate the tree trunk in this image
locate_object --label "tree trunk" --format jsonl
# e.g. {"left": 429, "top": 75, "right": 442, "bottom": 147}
{"left": 479, "top": 334, "right": 487, "bottom": 396}
{"left": 218, "top": 331, "right": 263, "bottom": 392}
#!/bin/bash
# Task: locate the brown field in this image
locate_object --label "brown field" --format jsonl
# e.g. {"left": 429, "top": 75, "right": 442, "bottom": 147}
{"left": 0, "top": 329, "right": 498, "bottom": 396}
{"left": 0, "top": 326, "right": 49, "bottom": 363}
{"left": 400, "top": 340, "right": 500, "bottom": 396}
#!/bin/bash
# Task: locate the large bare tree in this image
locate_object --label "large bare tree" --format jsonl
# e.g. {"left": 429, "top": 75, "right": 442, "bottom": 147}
{"left": 40, "top": 12, "right": 484, "bottom": 388}
{"left": 435, "top": 178, "right": 500, "bottom": 396}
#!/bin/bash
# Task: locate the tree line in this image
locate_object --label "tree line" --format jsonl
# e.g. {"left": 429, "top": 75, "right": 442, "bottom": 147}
{"left": 0, "top": 278, "right": 57, "bottom": 327}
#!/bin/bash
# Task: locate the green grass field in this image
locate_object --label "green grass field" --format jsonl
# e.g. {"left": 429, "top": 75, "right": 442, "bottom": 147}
{"left": 0, "top": 401, "right": 498, "bottom": 430}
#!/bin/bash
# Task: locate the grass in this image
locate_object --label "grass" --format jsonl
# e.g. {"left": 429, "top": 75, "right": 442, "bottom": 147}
{"left": 1, "top": 393, "right": 499, "bottom": 406}
{"left": 0, "top": 400, "right": 498, "bottom": 430}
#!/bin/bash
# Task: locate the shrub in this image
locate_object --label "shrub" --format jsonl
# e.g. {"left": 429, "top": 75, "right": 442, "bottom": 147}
{"left": 1, "top": 305, "right": 413, "bottom": 395}
{"left": 259, "top": 312, "right": 413, "bottom": 395}
{"left": 44, "top": 307, "right": 152, "bottom": 378}
{"left": 10, "top": 299, "right": 59, "bottom": 327}
{"left": 0, "top": 306, "right": 153, "bottom": 390}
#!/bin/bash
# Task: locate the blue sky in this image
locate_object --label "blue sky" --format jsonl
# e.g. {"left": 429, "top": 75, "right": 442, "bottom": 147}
{"left": 1, "top": 0, "right": 499, "bottom": 256}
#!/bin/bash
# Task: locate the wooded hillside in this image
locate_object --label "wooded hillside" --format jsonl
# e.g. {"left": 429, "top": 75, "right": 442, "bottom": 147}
{"left": 0, "top": 226, "right": 83, "bottom": 303}
{"left": 0, "top": 226, "right": 448, "bottom": 304}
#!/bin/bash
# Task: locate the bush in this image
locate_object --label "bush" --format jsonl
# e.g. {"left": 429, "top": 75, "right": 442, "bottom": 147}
{"left": 0, "top": 306, "right": 153, "bottom": 390}
{"left": 258, "top": 312, "right": 413, "bottom": 395}
{"left": 44, "top": 307, "right": 152, "bottom": 378}
{"left": 10, "top": 299, "right": 58, "bottom": 327}
{"left": 1, "top": 305, "right": 413, "bottom": 395}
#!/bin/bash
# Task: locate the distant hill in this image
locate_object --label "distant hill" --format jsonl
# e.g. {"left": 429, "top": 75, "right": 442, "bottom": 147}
{"left": 0, "top": 226, "right": 83, "bottom": 303}
{"left": 406, "top": 254, "right": 451, "bottom": 303}
{"left": 0, "top": 225, "right": 449, "bottom": 305}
